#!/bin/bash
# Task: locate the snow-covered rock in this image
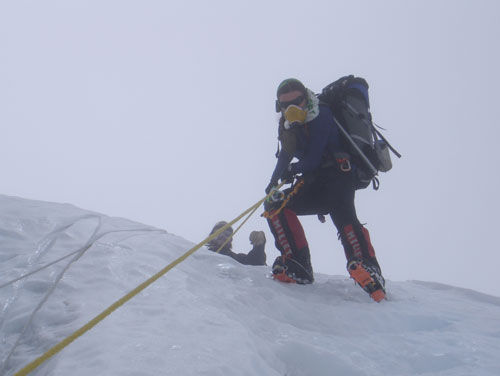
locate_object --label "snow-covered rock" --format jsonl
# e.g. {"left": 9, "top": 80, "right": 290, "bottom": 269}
{"left": 1, "top": 195, "right": 499, "bottom": 376}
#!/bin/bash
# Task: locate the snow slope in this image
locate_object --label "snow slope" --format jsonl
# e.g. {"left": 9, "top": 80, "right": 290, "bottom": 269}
{"left": 1, "top": 195, "right": 499, "bottom": 376}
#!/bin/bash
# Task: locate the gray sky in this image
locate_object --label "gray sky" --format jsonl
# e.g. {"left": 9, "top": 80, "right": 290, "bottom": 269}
{"left": 1, "top": 0, "right": 499, "bottom": 296}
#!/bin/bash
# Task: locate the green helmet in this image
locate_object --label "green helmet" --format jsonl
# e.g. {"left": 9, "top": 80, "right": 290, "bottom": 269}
{"left": 276, "top": 78, "right": 307, "bottom": 98}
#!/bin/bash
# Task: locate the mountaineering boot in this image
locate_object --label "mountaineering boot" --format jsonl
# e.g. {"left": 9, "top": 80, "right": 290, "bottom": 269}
{"left": 339, "top": 223, "right": 385, "bottom": 300}
{"left": 347, "top": 260, "right": 386, "bottom": 302}
{"left": 272, "top": 253, "right": 314, "bottom": 285}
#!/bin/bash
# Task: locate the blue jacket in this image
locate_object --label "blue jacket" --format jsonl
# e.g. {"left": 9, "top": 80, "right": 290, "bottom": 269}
{"left": 270, "top": 104, "right": 343, "bottom": 183}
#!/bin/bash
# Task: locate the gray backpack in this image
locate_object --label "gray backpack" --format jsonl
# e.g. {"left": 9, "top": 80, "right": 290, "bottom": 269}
{"left": 318, "top": 75, "right": 401, "bottom": 189}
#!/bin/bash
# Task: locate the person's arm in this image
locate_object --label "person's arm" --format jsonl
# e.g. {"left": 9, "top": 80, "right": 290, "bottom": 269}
{"left": 239, "top": 243, "right": 266, "bottom": 266}
{"left": 228, "top": 231, "right": 267, "bottom": 266}
{"left": 266, "top": 149, "right": 293, "bottom": 193}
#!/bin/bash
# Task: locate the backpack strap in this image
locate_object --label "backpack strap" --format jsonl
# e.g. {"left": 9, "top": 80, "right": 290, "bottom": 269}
{"left": 342, "top": 101, "right": 402, "bottom": 159}
{"left": 371, "top": 126, "right": 402, "bottom": 159}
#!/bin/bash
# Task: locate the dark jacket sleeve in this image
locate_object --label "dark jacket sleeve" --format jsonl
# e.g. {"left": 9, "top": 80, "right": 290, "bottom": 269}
{"left": 291, "top": 106, "right": 340, "bottom": 175}
{"left": 229, "top": 244, "right": 266, "bottom": 266}
{"left": 269, "top": 149, "right": 293, "bottom": 185}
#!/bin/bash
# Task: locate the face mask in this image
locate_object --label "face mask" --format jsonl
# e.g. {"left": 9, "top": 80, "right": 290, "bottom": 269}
{"left": 284, "top": 104, "right": 307, "bottom": 127}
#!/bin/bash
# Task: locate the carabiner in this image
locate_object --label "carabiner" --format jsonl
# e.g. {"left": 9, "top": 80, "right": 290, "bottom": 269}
{"left": 337, "top": 158, "right": 351, "bottom": 172}
{"left": 269, "top": 189, "right": 285, "bottom": 202}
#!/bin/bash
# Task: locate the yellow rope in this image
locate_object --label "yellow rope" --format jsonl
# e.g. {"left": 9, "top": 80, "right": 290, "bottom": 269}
{"left": 215, "top": 181, "right": 286, "bottom": 253}
{"left": 262, "top": 179, "right": 304, "bottom": 219}
{"left": 215, "top": 204, "right": 260, "bottom": 254}
{"left": 13, "top": 184, "right": 283, "bottom": 376}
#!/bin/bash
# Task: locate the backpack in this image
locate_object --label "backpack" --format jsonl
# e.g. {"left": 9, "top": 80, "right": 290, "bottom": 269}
{"left": 317, "top": 75, "right": 401, "bottom": 189}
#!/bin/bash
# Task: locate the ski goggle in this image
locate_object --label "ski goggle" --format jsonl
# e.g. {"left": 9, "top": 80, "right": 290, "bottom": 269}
{"left": 275, "top": 95, "right": 306, "bottom": 112}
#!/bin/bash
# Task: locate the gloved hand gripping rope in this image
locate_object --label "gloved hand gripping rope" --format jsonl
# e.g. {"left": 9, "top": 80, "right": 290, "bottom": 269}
{"left": 262, "top": 179, "right": 305, "bottom": 219}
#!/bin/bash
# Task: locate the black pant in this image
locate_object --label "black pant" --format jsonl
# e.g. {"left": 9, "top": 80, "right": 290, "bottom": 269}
{"left": 267, "top": 167, "right": 380, "bottom": 271}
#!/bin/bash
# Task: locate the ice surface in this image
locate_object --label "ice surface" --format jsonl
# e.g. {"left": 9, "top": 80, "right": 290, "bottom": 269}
{"left": 1, "top": 194, "right": 499, "bottom": 376}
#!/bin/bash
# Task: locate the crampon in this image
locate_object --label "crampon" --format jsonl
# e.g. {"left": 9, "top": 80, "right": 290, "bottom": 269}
{"left": 348, "top": 260, "right": 386, "bottom": 302}
{"left": 272, "top": 256, "right": 313, "bottom": 285}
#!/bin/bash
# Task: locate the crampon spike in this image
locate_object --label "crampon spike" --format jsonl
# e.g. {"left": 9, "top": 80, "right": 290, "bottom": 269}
{"left": 273, "top": 271, "right": 297, "bottom": 284}
{"left": 370, "top": 289, "right": 386, "bottom": 302}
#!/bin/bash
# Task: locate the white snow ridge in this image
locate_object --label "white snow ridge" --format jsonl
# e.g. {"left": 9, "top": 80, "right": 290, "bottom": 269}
{"left": 1, "top": 195, "right": 499, "bottom": 376}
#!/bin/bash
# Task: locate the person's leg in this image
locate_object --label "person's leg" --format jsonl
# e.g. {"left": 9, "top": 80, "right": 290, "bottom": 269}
{"left": 266, "top": 207, "right": 313, "bottom": 284}
{"left": 316, "top": 167, "right": 379, "bottom": 269}
{"left": 265, "top": 182, "right": 320, "bottom": 284}
{"left": 329, "top": 199, "right": 381, "bottom": 273}
{"left": 323, "top": 168, "right": 386, "bottom": 301}
{"left": 330, "top": 202, "right": 386, "bottom": 301}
